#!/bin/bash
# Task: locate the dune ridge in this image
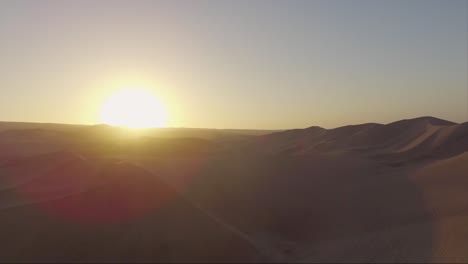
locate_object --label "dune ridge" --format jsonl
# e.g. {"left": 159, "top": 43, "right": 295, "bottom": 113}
{"left": 254, "top": 117, "right": 466, "bottom": 161}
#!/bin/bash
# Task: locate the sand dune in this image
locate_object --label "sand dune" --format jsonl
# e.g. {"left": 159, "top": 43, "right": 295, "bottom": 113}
{"left": 157, "top": 151, "right": 433, "bottom": 262}
{"left": 0, "top": 116, "right": 466, "bottom": 262}
{"left": 135, "top": 116, "right": 467, "bottom": 262}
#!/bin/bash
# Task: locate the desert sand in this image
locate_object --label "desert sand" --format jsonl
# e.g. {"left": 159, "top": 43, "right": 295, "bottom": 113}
{"left": 0, "top": 116, "right": 467, "bottom": 262}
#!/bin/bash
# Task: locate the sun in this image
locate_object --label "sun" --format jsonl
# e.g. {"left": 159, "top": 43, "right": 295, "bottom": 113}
{"left": 99, "top": 88, "right": 168, "bottom": 128}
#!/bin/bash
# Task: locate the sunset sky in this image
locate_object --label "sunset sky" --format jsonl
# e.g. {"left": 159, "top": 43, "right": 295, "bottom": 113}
{"left": 0, "top": 0, "right": 467, "bottom": 129}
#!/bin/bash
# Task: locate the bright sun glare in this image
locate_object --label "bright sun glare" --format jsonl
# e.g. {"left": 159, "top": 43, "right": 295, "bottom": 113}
{"left": 99, "top": 88, "right": 167, "bottom": 128}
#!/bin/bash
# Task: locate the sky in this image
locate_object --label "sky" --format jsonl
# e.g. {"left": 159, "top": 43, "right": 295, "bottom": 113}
{"left": 0, "top": 0, "right": 467, "bottom": 129}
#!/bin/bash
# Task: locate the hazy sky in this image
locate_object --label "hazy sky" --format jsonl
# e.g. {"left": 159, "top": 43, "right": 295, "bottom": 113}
{"left": 0, "top": 0, "right": 467, "bottom": 129}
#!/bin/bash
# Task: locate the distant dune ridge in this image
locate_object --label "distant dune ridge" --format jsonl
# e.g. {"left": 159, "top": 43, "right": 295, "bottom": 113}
{"left": 255, "top": 116, "right": 466, "bottom": 161}
{"left": 0, "top": 116, "right": 467, "bottom": 262}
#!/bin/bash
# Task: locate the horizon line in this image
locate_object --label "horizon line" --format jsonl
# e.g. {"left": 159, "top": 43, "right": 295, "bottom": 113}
{"left": 0, "top": 115, "right": 463, "bottom": 131}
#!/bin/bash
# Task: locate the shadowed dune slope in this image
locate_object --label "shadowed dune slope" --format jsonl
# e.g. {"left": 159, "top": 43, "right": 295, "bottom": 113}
{"left": 154, "top": 150, "right": 434, "bottom": 262}
{"left": 0, "top": 152, "right": 264, "bottom": 262}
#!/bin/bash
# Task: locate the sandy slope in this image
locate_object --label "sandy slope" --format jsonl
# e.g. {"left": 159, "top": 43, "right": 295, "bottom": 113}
{"left": 147, "top": 151, "right": 434, "bottom": 262}
{"left": 0, "top": 152, "right": 264, "bottom": 262}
